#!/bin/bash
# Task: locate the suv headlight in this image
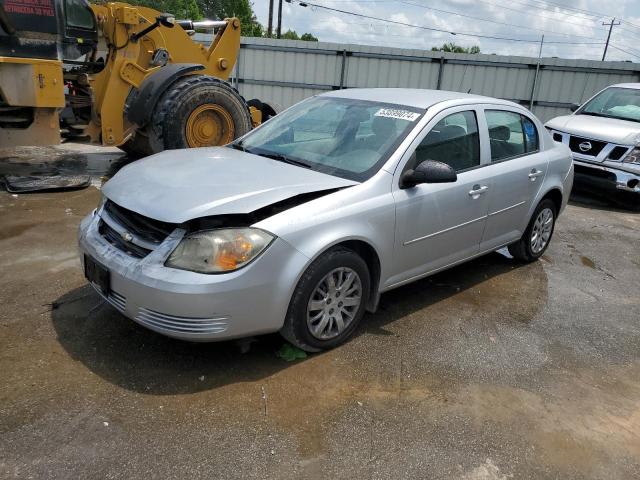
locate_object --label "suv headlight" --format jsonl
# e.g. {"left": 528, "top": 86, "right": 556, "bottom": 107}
{"left": 166, "top": 228, "right": 274, "bottom": 273}
{"left": 623, "top": 147, "right": 640, "bottom": 165}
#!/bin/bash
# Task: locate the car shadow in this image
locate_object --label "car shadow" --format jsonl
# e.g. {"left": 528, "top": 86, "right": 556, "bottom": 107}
{"left": 569, "top": 183, "right": 639, "bottom": 213}
{"left": 51, "top": 251, "right": 544, "bottom": 395}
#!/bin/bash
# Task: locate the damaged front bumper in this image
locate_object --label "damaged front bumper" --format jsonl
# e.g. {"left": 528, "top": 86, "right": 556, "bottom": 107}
{"left": 573, "top": 159, "right": 640, "bottom": 196}
{"left": 77, "top": 209, "right": 309, "bottom": 342}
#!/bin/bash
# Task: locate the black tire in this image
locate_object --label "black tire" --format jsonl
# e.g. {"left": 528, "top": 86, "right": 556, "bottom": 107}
{"left": 280, "top": 247, "right": 370, "bottom": 352}
{"left": 247, "top": 98, "right": 278, "bottom": 122}
{"left": 119, "top": 129, "right": 154, "bottom": 158}
{"left": 150, "top": 75, "right": 252, "bottom": 151}
{"left": 508, "top": 199, "right": 557, "bottom": 262}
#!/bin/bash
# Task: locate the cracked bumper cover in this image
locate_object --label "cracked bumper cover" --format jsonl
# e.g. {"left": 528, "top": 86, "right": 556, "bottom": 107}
{"left": 573, "top": 159, "right": 640, "bottom": 195}
{"left": 77, "top": 210, "right": 309, "bottom": 342}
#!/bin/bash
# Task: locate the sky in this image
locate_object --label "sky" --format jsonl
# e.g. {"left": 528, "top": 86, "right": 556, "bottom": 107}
{"left": 252, "top": 0, "right": 640, "bottom": 62}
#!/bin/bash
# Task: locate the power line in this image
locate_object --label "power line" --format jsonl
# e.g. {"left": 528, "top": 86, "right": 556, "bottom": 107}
{"left": 516, "top": 0, "right": 611, "bottom": 20}
{"left": 288, "top": 0, "right": 606, "bottom": 45}
{"left": 608, "top": 43, "right": 640, "bottom": 61}
{"left": 396, "top": 0, "right": 607, "bottom": 41}
{"left": 468, "top": 0, "right": 602, "bottom": 30}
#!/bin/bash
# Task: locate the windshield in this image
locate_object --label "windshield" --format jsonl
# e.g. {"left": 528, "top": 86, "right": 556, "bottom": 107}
{"left": 234, "top": 96, "right": 424, "bottom": 181}
{"left": 579, "top": 87, "right": 640, "bottom": 123}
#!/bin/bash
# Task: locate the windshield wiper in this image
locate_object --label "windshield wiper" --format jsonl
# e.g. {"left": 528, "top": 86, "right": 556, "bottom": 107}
{"left": 255, "top": 151, "right": 313, "bottom": 169}
{"left": 579, "top": 112, "right": 607, "bottom": 118}
{"left": 229, "top": 141, "right": 246, "bottom": 152}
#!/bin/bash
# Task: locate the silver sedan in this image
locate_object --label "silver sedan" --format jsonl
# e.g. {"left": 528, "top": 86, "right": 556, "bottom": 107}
{"left": 78, "top": 88, "right": 573, "bottom": 351}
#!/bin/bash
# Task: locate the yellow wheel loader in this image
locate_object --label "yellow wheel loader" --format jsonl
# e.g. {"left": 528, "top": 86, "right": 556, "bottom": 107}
{"left": 0, "top": 0, "right": 272, "bottom": 155}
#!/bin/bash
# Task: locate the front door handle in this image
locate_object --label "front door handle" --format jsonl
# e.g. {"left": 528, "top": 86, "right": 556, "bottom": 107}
{"left": 528, "top": 169, "right": 544, "bottom": 181}
{"left": 468, "top": 185, "right": 489, "bottom": 197}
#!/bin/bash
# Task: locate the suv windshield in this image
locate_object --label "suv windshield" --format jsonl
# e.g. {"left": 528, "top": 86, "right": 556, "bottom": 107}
{"left": 579, "top": 87, "right": 640, "bottom": 123}
{"left": 234, "top": 97, "right": 424, "bottom": 181}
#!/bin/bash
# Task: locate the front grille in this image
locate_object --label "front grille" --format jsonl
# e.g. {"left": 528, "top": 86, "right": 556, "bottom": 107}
{"left": 568, "top": 135, "right": 607, "bottom": 156}
{"left": 99, "top": 219, "right": 152, "bottom": 258}
{"left": 100, "top": 200, "right": 177, "bottom": 258}
{"left": 104, "top": 200, "right": 176, "bottom": 245}
{"left": 608, "top": 146, "right": 629, "bottom": 161}
{"left": 135, "top": 307, "right": 229, "bottom": 335}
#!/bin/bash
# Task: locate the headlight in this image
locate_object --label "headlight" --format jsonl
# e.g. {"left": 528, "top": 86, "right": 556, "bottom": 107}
{"left": 166, "top": 228, "right": 274, "bottom": 273}
{"left": 623, "top": 147, "right": 640, "bottom": 165}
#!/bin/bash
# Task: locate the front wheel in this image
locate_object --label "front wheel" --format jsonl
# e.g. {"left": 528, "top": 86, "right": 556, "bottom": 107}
{"left": 508, "top": 199, "right": 556, "bottom": 262}
{"left": 280, "top": 247, "right": 370, "bottom": 352}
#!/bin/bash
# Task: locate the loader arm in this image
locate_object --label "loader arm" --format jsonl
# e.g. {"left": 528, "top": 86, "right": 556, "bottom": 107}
{"left": 88, "top": 2, "right": 241, "bottom": 147}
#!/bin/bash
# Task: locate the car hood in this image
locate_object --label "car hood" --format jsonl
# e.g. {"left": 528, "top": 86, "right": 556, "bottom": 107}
{"left": 102, "top": 147, "right": 358, "bottom": 223}
{"left": 545, "top": 114, "right": 640, "bottom": 145}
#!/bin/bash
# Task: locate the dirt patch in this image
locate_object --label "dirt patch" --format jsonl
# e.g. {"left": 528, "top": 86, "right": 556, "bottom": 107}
{"left": 580, "top": 256, "right": 596, "bottom": 269}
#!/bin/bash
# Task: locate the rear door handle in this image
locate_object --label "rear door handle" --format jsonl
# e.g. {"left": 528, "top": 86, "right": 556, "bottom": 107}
{"left": 528, "top": 169, "right": 544, "bottom": 181}
{"left": 468, "top": 185, "right": 489, "bottom": 197}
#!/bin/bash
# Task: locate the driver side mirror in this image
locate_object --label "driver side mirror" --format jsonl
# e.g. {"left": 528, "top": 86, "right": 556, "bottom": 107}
{"left": 569, "top": 103, "right": 580, "bottom": 112}
{"left": 400, "top": 159, "right": 457, "bottom": 189}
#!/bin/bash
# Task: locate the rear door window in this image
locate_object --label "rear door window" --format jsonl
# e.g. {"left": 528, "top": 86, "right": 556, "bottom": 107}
{"left": 486, "top": 110, "right": 539, "bottom": 162}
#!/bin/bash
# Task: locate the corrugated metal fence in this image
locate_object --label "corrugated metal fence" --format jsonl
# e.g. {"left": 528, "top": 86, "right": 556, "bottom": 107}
{"left": 195, "top": 35, "right": 640, "bottom": 122}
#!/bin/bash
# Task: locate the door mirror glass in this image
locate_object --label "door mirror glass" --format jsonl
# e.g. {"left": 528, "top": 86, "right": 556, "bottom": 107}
{"left": 400, "top": 160, "right": 457, "bottom": 189}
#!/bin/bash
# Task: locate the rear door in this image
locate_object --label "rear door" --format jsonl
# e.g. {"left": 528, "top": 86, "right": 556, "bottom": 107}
{"left": 389, "top": 107, "right": 492, "bottom": 286}
{"left": 479, "top": 107, "right": 549, "bottom": 251}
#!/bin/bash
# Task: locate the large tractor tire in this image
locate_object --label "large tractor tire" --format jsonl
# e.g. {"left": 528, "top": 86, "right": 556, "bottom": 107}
{"left": 149, "top": 74, "right": 252, "bottom": 151}
{"left": 120, "top": 129, "right": 155, "bottom": 158}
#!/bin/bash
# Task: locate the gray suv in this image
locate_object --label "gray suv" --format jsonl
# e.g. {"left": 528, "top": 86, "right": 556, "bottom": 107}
{"left": 546, "top": 83, "right": 640, "bottom": 206}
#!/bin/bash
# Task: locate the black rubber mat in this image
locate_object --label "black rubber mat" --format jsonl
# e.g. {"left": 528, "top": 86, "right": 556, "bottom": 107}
{"left": 3, "top": 174, "right": 91, "bottom": 193}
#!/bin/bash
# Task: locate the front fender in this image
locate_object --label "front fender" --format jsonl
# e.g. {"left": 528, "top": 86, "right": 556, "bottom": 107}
{"left": 125, "top": 63, "right": 204, "bottom": 127}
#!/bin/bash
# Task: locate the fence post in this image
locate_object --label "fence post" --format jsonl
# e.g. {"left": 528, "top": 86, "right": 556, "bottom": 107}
{"left": 339, "top": 49, "right": 347, "bottom": 89}
{"left": 436, "top": 56, "right": 444, "bottom": 90}
{"left": 529, "top": 36, "right": 544, "bottom": 111}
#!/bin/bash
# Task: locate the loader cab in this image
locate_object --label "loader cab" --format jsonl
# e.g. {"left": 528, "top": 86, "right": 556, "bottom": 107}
{"left": 0, "top": 0, "right": 97, "bottom": 60}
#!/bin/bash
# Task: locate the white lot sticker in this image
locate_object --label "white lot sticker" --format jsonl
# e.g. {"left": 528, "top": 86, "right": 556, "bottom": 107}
{"left": 374, "top": 108, "right": 421, "bottom": 121}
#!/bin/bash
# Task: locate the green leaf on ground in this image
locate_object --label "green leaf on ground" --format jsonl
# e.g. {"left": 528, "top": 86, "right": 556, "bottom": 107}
{"left": 276, "top": 343, "right": 308, "bottom": 362}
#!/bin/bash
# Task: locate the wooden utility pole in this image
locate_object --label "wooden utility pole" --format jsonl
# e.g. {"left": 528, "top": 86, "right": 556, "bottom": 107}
{"left": 602, "top": 18, "right": 620, "bottom": 61}
{"left": 277, "top": 0, "right": 283, "bottom": 39}
{"left": 267, "top": 0, "right": 274, "bottom": 37}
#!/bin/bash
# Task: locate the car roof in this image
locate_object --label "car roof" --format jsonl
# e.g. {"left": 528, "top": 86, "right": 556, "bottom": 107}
{"left": 609, "top": 83, "right": 640, "bottom": 90}
{"left": 321, "top": 88, "right": 520, "bottom": 110}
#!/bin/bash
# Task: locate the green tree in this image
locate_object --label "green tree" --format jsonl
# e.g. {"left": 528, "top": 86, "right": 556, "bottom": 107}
{"left": 125, "top": 0, "right": 201, "bottom": 19}
{"left": 431, "top": 42, "right": 480, "bottom": 54}
{"left": 281, "top": 29, "right": 299, "bottom": 40}
{"left": 128, "top": 0, "right": 201, "bottom": 19}
{"left": 279, "top": 29, "right": 318, "bottom": 41}
{"left": 196, "top": 0, "right": 263, "bottom": 36}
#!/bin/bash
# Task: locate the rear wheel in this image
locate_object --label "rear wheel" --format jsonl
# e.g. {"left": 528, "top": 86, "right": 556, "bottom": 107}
{"left": 281, "top": 247, "right": 370, "bottom": 352}
{"left": 149, "top": 75, "right": 252, "bottom": 151}
{"left": 508, "top": 199, "right": 556, "bottom": 262}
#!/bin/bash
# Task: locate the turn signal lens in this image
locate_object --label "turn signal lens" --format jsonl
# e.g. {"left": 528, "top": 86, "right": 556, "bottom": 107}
{"left": 166, "top": 228, "right": 274, "bottom": 273}
{"left": 623, "top": 147, "right": 640, "bottom": 165}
